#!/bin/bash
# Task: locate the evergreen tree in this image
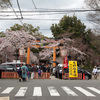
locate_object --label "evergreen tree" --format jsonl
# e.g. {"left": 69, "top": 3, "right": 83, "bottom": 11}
{"left": 51, "top": 15, "right": 89, "bottom": 39}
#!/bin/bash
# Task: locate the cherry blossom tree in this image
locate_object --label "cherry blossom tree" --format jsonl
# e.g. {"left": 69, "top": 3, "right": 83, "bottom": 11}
{"left": 0, "top": 30, "right": 36, "bottom": 63}
{"left": 0, "top": 0, "right": 11, "bottom": 9}
{"left": 39, "top": 37, "right": 87, "bottom": 66}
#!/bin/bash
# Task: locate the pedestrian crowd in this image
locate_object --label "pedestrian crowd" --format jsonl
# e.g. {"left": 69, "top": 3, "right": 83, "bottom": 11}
{"left": 17, "top": 63, "right": 53, "bottom": 82}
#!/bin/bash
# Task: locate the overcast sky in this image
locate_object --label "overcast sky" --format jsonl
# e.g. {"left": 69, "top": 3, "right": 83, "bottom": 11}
{"left": 0, "top": 0, "right": 94, "bottom": 37}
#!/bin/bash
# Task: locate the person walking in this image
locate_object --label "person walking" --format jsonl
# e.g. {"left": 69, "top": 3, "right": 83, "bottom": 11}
{"left": 17, "top": 67, "right": 22, "bottom": 82}
{"left": 21, "top": 63, "right": 28, "bottom": 81}
{"left": 43, "top": 65, "right": 46, "bottom": 72}
{"left": 40, "top": 63, "right": 44, "bottom": 72}
{"left": 50, "top": 65, "right": 53, "bottom": 75}
{"left": 92, "top": 66, "right": 98, "bottom": 79}
{"left": 47, "top": 64, "right": 50, "bottom": 73}
{"left": 31, "top": 64, "right": 37, "bottom": 79}
{"left": 27, "top": 65, "right": 31, "bottom": 79}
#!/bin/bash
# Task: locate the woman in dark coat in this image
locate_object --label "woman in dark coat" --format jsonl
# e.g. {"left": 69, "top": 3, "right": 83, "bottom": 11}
{"left": 17, "top": 67, "right": 22, "bottom": 82}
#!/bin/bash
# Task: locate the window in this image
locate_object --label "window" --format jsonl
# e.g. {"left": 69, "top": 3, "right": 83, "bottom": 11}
{"left": 0, "top": 65, "right": 5, "bottom": 69}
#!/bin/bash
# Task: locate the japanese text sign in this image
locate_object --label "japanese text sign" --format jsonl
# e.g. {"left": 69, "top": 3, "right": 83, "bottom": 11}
{"left": 69, "top": 61, "right": 78, "bottom": 78}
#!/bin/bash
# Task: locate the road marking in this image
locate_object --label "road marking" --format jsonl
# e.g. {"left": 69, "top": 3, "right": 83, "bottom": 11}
{"left": 62, "top": 86, "right": 78, "bottom": 96}
{"left": 74, "top": 87, "right": 95, "bottom": 97}
{"left": 1, "top": 87, "right": 14, "bottom": 94}
{"left": 0, "top": 96, "right": 9, "bottom": 100}
{"left": 87, "top": 87, "right": 100, "bottom": 94}
{"left": 33, "top": 87, "right": 42, "bottom": 96}
{"left": 48, "top": 86, "right": 60, "bottom": 96}
{"left": 15, "top": 87, "right": 28, "bottom": 97}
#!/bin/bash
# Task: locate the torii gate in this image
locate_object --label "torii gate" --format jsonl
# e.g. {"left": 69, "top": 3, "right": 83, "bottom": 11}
{"left": 27, "top": 46, "right": 58, "bottom": 67}
{"left": 26, "top": 39, "right": 64, "bottom": 67}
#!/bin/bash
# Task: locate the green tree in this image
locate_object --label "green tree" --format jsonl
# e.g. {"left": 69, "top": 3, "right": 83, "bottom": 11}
{"left": 51, "top": 15, "right": 88, "bottom": 39}
{"left": 50, "top": 24, "right": 62, "bottom": 38}
{"left": 0, "top": 32, "right": 6, "bottom": 37}
{"left": 9, "top": 23, "right": 40, "bottom": 35}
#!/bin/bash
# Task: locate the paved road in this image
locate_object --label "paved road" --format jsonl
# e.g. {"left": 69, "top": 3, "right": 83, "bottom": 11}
{"left": 0, "top": 79, "right": 100, "bottom": 100}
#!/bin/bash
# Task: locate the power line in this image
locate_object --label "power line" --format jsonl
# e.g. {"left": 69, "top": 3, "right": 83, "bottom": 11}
{"left": 0, "top": 18, "right": 97, "bottom": 22}
{"left": 0, "top": 12, "right": 68, "bottom": 17}
{"left": 16, "top": 0, "right": 23, "bottom": 19}
{"left": 32, "top": 0, "right": 37, "bottom": 9}
{"left": 0, "top": 18, "right": 60, "bottom": 21}
{"left": 0, "top": 9, "right": 99, "bottom": 13}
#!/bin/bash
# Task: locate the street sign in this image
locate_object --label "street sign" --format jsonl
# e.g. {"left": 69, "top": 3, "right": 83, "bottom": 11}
{"left": 69, "top": 61, "right": 78, "bottom": 78}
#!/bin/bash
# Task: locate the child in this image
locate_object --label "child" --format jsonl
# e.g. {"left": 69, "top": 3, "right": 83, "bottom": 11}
{"left": 38, "top": 68, "right": 41, "bottom": 79}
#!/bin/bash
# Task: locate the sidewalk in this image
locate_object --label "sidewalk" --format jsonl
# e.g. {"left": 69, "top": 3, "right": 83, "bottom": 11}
{"left": 50, "top": 75, "right": 59, "bottom": 80}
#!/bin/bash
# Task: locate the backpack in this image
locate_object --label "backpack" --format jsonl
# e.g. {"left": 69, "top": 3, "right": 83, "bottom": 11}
{"left": 22, "top": 68, "right": 26, "bottom": 74}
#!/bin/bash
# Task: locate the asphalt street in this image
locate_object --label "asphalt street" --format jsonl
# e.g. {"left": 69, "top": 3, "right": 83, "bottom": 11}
{"left": 0, "top": 78, "right": 100, "bottom": 100}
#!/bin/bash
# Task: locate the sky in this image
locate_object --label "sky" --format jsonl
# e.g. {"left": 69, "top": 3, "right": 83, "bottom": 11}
{"left": 0, "top": 0, "right": 94, "bottom": 37}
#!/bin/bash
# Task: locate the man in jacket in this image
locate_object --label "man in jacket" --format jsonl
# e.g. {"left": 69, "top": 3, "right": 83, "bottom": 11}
{"left": 92, "top": 66, "right": 98, "bottom": 79}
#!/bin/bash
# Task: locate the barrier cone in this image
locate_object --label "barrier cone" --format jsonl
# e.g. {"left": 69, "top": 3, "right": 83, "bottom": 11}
{"left": 83, "top": 73, "right": 85, "bottom": 80}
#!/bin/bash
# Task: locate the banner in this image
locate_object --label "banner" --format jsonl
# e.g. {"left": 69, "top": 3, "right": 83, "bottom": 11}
{"left": 69, "top": 61, "right": 78, "bottom": 78}
{"left": 64, "top": 55, "right": 68, "bottom": 68}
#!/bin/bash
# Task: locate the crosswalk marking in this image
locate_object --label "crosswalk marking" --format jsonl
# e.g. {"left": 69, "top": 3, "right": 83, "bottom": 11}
{"left": 62, "top": 86, "right": 78, "bottom": 96}
{"left": 87, "top": 87, "right": 100, "bottom": 94}
{"left": 33, "top": 87, "right": 42, "bottom": 96}
{"left": 0, "top": 86, "right": 100, "bottom": 97}
{"left": 48, "top": 86, "right": 60, "bottom": 96}
{"left": 1, "top": 87, "right": 14, "bottom": 94}
{"left": 15, "top": 87, "right": 28, "bottom": 97}
{"left": 74, "top": 87, "right": 95, "bottom": 97}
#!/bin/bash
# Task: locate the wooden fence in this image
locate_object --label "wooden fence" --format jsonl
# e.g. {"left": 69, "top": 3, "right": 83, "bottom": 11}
{"left": 1, "top": 72, "right": 81, "bottom": 79}
{"left": 1, "top": 72, "right": 51, "bottom": 79}
{"left": 1, "top": 72, "right": 19, "bottom": 79}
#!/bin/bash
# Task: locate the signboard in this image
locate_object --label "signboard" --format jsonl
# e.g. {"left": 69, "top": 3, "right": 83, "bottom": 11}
{"left": 69, "top": 61, "right": 78, "bottom": 78}
{"left": 64, "top": 55, "right": 68, "bottom": 69}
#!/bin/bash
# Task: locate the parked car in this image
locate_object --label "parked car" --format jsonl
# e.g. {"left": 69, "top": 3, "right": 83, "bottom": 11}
{"left": 53, "top": 67, "right": 56, "bottom": 75}
{"left": 1, "top": 60, "right": 24, "bottom": 70}
{"left": 0, "top": 60, "right": 24, "bottom": 78}
{"left": 55, "top": 64, "right": 92, "bottom": 80}
{"left": 78, "top": 67, "right": 92, "bottom": 80}
{"left": 0, "top": 64, "right": 16, "bottom": 78}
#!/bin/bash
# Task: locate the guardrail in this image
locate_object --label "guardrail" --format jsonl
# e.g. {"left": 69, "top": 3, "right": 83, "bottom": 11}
{"left": 64, "top": 73, "right": 82, "bottom": 79}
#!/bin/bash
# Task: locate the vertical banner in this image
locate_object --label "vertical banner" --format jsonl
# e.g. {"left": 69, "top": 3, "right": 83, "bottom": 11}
{"left": 69, "top": 61, "right": 78, "bottom": 78}
{"left": 64, "top": 55, "right": 68, "bottom": 68}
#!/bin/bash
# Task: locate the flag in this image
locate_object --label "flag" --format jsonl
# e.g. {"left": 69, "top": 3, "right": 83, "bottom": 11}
{"left": 64, "top": 55, "right": 68, "bottom": 68}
